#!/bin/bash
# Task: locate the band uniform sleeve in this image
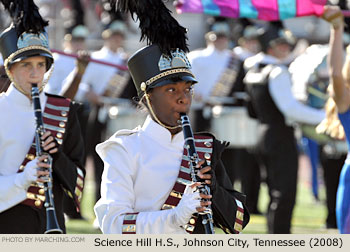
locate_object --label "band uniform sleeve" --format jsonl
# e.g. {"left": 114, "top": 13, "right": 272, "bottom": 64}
{"left": 51, "top": 102, "right": 85, "bottom": 210}
{"left": 94, "top": 140, "right": 186, "bottom": 234}
{"left": 268, "top": 66, "right": 325, "bottom": 125}
{"left": 210, "top": 138, "right": 250, "bottom": 233}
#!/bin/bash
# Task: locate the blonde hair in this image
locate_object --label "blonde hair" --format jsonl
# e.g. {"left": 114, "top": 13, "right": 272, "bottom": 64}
{"left": 316, "top": 92, "right": 345, "bottom": 140}
{"left": 315, "top": 45, "right": 350, "bottom": 140}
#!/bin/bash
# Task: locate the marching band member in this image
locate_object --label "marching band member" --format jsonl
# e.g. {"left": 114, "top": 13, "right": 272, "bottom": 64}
{"left": 45, "top": 25, "right": 90, "bottom": 96}
{"left": 188, "top": 21, "right": 263, "bottom": 215}
{"left": 244, "top": 23, "right": 325, "bottom": 233}
{"left": 62, "top": 20, "right": 130, "bottom": 209}
{"left": 291, "top": 44, "right": 346, "bottom": 229}
{"left": 94, "top": 0, "right": 250, "bottom": 234}
{"left": 0, "top": 0, "right": 85, "bottom": 233}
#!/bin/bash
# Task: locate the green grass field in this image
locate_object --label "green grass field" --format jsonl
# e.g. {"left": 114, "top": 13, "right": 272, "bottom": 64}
{"left": 66, "top": 158, "right": 339, "bottom": 234}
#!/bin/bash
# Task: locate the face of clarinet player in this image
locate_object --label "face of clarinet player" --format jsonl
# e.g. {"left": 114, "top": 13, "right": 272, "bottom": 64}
{"left": 148, "top": 81, "right": 193, "bottom": 134}
{"left": 9, "top": 56, "right": 47, "bottom": 97}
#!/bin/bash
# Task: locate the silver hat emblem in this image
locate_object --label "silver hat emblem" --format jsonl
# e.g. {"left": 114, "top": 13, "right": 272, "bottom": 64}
{"left": 158, "top": 48, "right": 191, "bottom": 71}
{"left": 17, "top": 32, "right": 49, "bottom": 49}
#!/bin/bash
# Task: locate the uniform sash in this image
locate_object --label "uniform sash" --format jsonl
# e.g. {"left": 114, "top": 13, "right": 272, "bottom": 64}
{"left": 103, "top": 59, "right": 130, "bottom": 99}
{"left": 210, "top": 52, "right": 242, "bottom": 97}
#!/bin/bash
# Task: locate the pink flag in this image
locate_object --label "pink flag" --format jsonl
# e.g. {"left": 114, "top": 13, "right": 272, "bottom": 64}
{"left": 175, "top": 0, "right": 328, "bottom": 21}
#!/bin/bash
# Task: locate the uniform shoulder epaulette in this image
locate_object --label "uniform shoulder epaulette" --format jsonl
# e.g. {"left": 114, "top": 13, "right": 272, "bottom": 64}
{"left": 113, "top": 126, "right": 141, "bottom": 137}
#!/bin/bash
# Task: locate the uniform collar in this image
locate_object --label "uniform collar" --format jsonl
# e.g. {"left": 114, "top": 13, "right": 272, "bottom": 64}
{"left": 5, "top": 84, "right": 46, "bottom": 108}
{"left": 141, "top": 116, "right": 184, "bottom": 147}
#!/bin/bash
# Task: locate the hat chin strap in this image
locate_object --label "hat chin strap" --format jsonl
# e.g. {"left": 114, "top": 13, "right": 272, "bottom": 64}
{"left": 144, "top": 92, "right": 182, "bottom": 130}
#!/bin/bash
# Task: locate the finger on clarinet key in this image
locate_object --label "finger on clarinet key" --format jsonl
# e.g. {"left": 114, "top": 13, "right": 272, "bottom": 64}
{"left": 37, "top": 161, "right": 50, "bottom": 169}
{"left": 190, "top": 182, "right": 201, "bottom": 189}
{"left": 37, "top": 170, "right": 50, "bottom": 182}
{"left": 197, "top": 165, "right": 211, "bottom": 176}
{"left": 196, "top": 159, "right": 205, "bottom": 168}
{"left": 201, "top": 201, "right": 212, "bottom": 207}
{"left": 43, "top": 142, "right": 55, "bottom": 151}
{"left": 197, "top": 202, "right": 212, "bottom": 212}
{"left": 40, "top": 131, "right": 51, "bottom": 140}
{"left": 199, "top": 172, "right": 211, "bottom": 179}
{"left": 200, "top": 193, "right": 212, "bottom": 199}
{"left": 48, "top": 148, "right": 58, "bottom": 154}
{"left": 205, "top": 179, "right": 211, "bottom": 185}
{"left": 37, "top": 155, "right": 49, "bottom": 162}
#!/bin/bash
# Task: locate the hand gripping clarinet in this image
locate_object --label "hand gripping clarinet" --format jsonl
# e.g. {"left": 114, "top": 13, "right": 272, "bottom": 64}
{"left": 180, "top": 113, "right": 215, "bottom": 234}
{"left": 31, "top": 83, "right": 63, "bottom": 234}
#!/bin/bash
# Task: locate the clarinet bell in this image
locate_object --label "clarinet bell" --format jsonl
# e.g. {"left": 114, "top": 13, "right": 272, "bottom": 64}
{"left": 44, "top": 208, "right": 63, "bottom": 234}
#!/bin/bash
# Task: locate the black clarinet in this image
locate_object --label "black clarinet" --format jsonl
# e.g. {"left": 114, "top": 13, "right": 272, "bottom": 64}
{"left": 31, "top": 83, "right": 63, "bottom": 234}
{"left": 180, "top": 113, "right": 215, "bottom": 234}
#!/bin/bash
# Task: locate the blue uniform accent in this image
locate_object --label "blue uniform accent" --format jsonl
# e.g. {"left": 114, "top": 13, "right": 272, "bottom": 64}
{"left": 337, "top": 109, "right": 350, "bottom": 233}
{"left": 302, "top": 137, "right": 320, "bottom": 200}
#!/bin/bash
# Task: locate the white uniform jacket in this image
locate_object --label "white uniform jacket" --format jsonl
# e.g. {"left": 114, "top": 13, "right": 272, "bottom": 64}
{"left": 94, "top": 115, "right": 250, "bottom": 234}
{"left": 94, "top": 116, "right": 188, "bottom": 234}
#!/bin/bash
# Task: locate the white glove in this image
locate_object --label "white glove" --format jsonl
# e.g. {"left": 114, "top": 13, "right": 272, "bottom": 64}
{"left": 172, "top": 184, "right": 201, "bottom": 227}
{"left": 14, "top": 158, "right": 39, "bottom": 189}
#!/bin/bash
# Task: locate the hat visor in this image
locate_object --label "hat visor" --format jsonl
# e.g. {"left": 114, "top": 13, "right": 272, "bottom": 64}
{"left": 149, "top": 72, "right": 198, "bottom": 90}
{"left": 10, "top": 49, "right": 53, "bottom": 70}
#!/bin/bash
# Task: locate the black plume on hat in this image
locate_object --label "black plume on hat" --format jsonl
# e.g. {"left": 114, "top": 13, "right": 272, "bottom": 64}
{"left": 1, "top": 0, "right": 48, "bottom": 36}
{"left": 109, "top": 0, "right": 196, "bottom": 98}
{"left": 110, "top": 0, "right": 188, "bottom": 55}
